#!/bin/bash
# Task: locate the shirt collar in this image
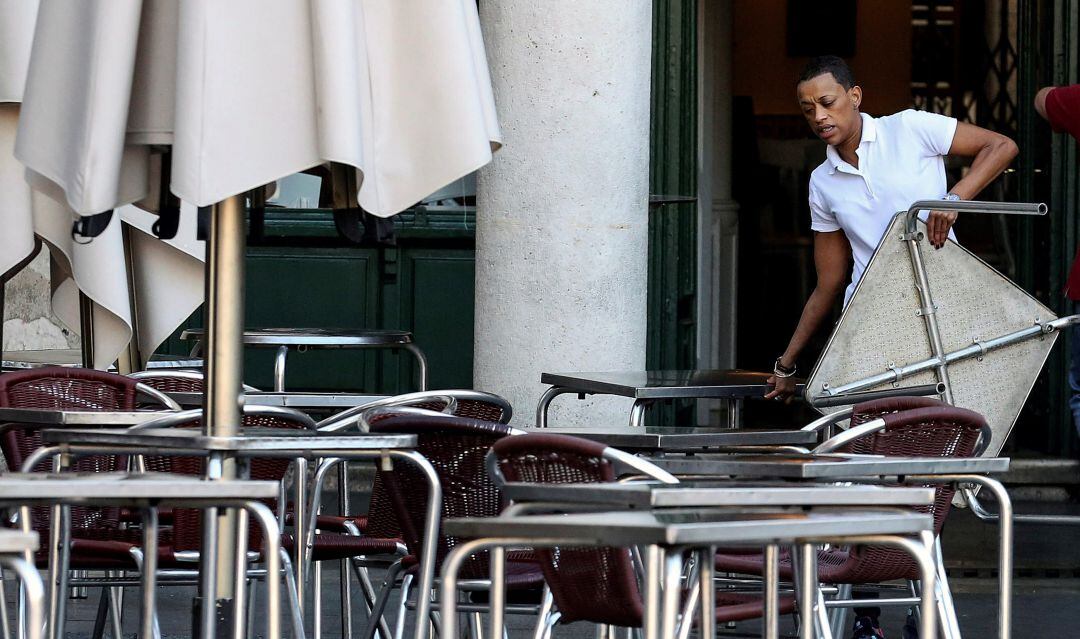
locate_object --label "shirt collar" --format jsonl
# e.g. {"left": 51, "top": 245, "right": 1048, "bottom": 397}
{"left": 825, "top": 112, "right": 877, "bottom": 174}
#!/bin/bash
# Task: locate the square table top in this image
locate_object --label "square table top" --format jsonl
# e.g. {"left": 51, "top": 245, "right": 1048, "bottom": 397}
{"left": 444, "top": 508, "right": 932, "bottom": 546}
{"left": 516, "top": 426, "right": 817, "bottom": 450}
{"left": 648, "top": 454, "right": 1010, "bottom": 479}
{"left": 499, "top": 480, "right": 936, "bottom": 508}
{"left": 181, "top": 327, "right": 413, "bottom": 347}
{"left": 167, "top": 391, "right": 390, "bottom": 410}
{"left": 539, "top": 369, "right": 805, "bottom": 399}
{"left": 2, "top": 349, "right": 201, "bottom": 370}
{"left": 0, "top": 407, "right": 173, "bottom": 426}
{"left": 0, "top": 472, "right": 280, "bottom": 503}
{"left": 42, "top": 427, "right": 417, "bottom": 454}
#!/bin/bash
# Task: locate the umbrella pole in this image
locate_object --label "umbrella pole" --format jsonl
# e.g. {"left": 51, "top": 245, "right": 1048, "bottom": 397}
{"left": 78, "top": 292, "right": 95, "bottom": 368}
{"left": 200, "top": 194, "right": 246, "bottom": 638}
{"left": 116, "top": 225, "right": 142, "bottom": 374}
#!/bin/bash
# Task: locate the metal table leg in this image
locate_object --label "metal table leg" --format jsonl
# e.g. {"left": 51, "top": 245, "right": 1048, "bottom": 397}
{"left": 629, "top": 400, "right": 654, "bottom": 428}
{"left": 763, "top": 544, "right": 780, "bottom": 639}
{"left": 402, "top": 344, "right": 429, "bottom": 392}
{"left": 914, "top": 474, "right": 1012, "bottom": 639}
{"left": 139, "top": 508, "right": 159, "bottom": 639}
{"left": 389, "top": 451, "right": 441, "bottom": 639}
{"left": 697, "top": 546, "right": 716, "bottom": 639}
{"left": 273, "top": 346, "right": 289, "bottom": 392}
{"left": 535, "top": 386, "right": 576, "bottom": 428}
{"left": 727, "top": 399, "right": 742, "bottom": 429}
{"left": 794, "top": 543, "right": 817, "bottom": 639}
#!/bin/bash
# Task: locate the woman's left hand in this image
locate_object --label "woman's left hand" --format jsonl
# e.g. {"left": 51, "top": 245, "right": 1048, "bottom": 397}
{"left": 927, "top": 210, "right": 957, "bottom": 249}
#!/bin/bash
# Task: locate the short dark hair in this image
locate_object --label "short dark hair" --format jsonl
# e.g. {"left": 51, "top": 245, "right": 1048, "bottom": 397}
{"left": 798, "top": 56, "right": 855, "bottom": 89}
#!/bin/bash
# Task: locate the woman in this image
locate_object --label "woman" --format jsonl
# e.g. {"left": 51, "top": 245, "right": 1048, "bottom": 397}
{"left": 766, "top": 56, "right": 1018, "bottom": 401}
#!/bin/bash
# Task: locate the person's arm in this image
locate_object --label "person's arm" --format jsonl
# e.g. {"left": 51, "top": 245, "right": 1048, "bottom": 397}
{"left": 1035, "top": 87, "right": 1054, "bottom": 120}
{"left": 925, "top": 122, "right": 1018, "bottom": 248}
{"left": 765, "top": 230, "right": 851, "bottom": 400}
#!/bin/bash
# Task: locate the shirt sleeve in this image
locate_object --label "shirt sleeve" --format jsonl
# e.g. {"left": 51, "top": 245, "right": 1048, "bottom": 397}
{"left": 900, "top": 109, "right": 959, "bottom": 157}
{"left": 1046, "top": 85, "right": 1080, "bottom": 140}
{"left": 808, "top": 181, "right": 840, "bottom": 232}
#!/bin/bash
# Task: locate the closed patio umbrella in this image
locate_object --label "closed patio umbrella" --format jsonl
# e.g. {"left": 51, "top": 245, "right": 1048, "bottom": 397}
{"left": 0, "top": 1, "right": 205, "bottom": 370}
{"left": 14, "top": 2, "right": 501, "bottom": 636}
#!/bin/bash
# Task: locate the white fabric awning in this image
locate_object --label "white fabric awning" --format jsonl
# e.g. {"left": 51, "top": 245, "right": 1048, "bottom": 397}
{"left": 1, "top": 0, "right": 205, "bottom": 369}
{"left": 2, "top": 104, "right": 205, "bottom": 369}
{"left": 16, "top": 0, "right": 501, "bottom": 218}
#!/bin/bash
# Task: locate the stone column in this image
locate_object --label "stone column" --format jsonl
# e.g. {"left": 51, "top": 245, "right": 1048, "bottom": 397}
{"left": 475, "top": 2, "right": 652, "bottom": 427}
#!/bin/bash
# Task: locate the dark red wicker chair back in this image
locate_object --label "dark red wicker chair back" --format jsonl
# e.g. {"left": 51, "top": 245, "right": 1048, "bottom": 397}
{"left": 491, "top": 433, "right": 643, "bottom": 627}
{"left": 360, "top": 400, "right": 449, "bottom": 541}
{"left": 826, "top": 404, "right": 987, "bottom": 583}
{"left": 0, "top": 367, "right": 143, "bottom": 551}
{"left": 148, "top": 411, "right": 303, "bottom": 554}
{"left": 847, "top": 396, "right": 946, "bottom": 432}
{"left": 451, "top": 399, "right": 508, "bottom": 423}
{"left": 367, "top": 412, "right": 513, "bottom": 579}
{"left": 131, "top": 373, "right": 204, "bottom": 395}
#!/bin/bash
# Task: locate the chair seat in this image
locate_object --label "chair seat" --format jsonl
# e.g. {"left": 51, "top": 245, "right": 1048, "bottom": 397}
{"left": 313, "top": 514, "right": 369, "bottom": 534}
{"left": 401, "top": 553, "right": 545, "bottom": 590}
{"left": 714, "top": 546, "right": 919, "bottom": 585}
{"left": 282, "top": 533, "right": 406, "bottom": 562}
{"left": 714, "top": 592, "right": 797, "bottom": 623}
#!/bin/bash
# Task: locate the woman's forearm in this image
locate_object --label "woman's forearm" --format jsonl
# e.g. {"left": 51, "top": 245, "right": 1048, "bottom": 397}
{"left": 950, "top": 136, "right": 1018, "bottom": 200}
{"left": 779, "top": 286, "right": 840, "bottom": 368}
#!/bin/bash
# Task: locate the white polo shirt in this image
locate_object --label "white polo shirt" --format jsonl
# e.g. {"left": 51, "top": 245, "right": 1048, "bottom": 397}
{"left": 809, "top": 109, "right": 958, "bottom": 305}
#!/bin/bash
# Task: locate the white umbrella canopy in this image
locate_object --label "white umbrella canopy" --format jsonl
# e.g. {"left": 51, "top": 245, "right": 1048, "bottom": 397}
{"left": 16, "top": 0, "right": 501, "bottom": 218}
{"left": 13, "top": 3, "right": 501, "bottom": 634}
{"left": 1, "top": 1, "right": 205, "bottom": 369}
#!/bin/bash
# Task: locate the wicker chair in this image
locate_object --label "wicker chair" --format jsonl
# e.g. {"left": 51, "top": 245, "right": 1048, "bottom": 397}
{"left": 300, "top": 390, "right": 513, "bottom": 639}
{"left": 491, "top": 432, "right": 797, "bottom": 637}
{"left": 0, "top": 366, "right": 176, "bottom": 564}
{"left": 349, "top": 408, "right": 542, "bottom": 639}
{"left": 714, "top": 398, "right": 989, "bottom": 636}
{"left": 0, "top": 367, "right": 178, "bottom": 638}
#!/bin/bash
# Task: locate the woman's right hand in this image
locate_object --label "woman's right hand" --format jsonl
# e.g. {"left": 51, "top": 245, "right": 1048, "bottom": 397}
{"left": 764, "top": 373, "right": 798, "bottom": 403}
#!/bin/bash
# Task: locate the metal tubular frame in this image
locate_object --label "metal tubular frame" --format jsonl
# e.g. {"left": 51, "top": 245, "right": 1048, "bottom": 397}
{"left": 441, "top": 529, "right": 940, "bottom": 639}
{"left": 2, "top": 557, "right": 44, "bottom": 639}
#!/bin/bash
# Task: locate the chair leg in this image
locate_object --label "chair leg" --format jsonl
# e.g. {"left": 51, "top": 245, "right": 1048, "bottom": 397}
{"left": 358, "top": 561, "right": 404, "bottom": 639}
{"left": 280, "top": 548, "right": 308, "bottom": 639}
{"left": 355, "top": 563, "right": 391, "bottom": 639}
{"left": 393, "top": 574, "right": 414, "bottom": 639}
{"left": 247, "top": 577, "right": 258, "bottom": 639}
{"left": 675, "top": 554, "right": 699, "bottom": 639}
{"left": 814, "top": 589, "right": 835, "bottom": 639}
{"left": 933, "top": 542, "right": 962, "bottom": 639}
{"left": 107, "top": 586, "right": 123, "bottom": 639}
{"left": 827, "top": 584, "right": 851, "bottom": 639}
{"left": 530, "top": 587, "right": 554, "bottom": 639}
{"left": 908, "top": 580, "right": 922, "bottom": 625}
{"left": 468, "top": 611, "right": 483, "bottom": 639}
{"left": 0, "top": 566, "right": 13, "bottom": 639}
{"left": 341, "top": 558, "right": 354, "bottom": 639}
{"left": 90, "top": 588, "right": 109, "bottom": 639}
{"left": 314, "top": 561, "right": 323, "bottom": 639}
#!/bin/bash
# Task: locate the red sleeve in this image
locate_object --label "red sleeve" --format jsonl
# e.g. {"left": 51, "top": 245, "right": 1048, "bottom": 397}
{"left": 1045, "top": 85, "right": 1080, "bottom": 141}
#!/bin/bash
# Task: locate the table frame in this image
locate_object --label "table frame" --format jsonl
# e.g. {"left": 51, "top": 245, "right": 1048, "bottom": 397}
{"left": 440, "top": 510, "right": 937, "bottom": 639}
{"left": 38, "top": 429, "right": 441, "bottom": 639}
{"left": 648, "top": 455, "right": 1014, "bottom": 639}
{"left": 0, "top": 472, "right": 283, "bottom": 639}
{"left": 181, "top": 328, "right": 429, "bottom": 392}
{"left": 536, "top": 370, "right": 805, "bottom": 428}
